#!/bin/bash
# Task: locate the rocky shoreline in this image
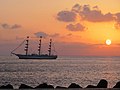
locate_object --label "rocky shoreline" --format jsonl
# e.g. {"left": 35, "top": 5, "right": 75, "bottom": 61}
{"left": 0, "top": 79, "right": 120, "bottom": 89}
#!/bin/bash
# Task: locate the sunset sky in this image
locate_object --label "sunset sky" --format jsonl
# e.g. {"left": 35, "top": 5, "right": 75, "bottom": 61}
{"left": 0, "top": 0, "right": 120, "bottom": 56}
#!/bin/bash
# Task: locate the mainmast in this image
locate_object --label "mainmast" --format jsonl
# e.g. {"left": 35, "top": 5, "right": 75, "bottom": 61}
{"left": 24, "top": 36, "right": 29, "bottom": 55}
{"left": 38, "top": 36, "right": 42, "bottom": 55}
{"left": 48, "top": 39, "right": 52, "bottom": 56}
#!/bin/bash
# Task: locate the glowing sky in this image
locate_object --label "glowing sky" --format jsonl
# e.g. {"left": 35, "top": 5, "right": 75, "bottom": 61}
{"left": 0, "top": 0, "right": 120, "bottom": 56}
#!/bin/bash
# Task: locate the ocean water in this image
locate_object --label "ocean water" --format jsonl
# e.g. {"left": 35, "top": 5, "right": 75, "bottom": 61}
{"left": 0, "top": 56, "right": 120, "bottom": 89}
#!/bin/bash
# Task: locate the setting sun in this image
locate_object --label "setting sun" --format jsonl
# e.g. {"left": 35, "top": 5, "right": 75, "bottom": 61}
{"left": 106, "top": 39, "right": 112, "bottom": 45}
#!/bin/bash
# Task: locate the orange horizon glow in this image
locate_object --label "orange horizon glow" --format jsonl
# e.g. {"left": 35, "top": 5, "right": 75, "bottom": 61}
{"left": 0, "top": 0, "right": 120, "bottom": 56}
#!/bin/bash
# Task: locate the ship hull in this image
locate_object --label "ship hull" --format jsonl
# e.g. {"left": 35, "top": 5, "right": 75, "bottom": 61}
{"left": 15, "top": 54, "right": 57, "bottom": 59}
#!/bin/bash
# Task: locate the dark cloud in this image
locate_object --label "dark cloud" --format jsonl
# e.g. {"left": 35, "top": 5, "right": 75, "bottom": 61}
{"left": 1, "top": 23, "right": 22, "bottom": 30}
{"left": 57, "top": 4, "right": 120, "bottom": 29}
{"left": 1, "top": 23, "right": 10, "bottom": 29}
{"left": 72, "top": 4, "right": 81, "bottom": 13}
{"left": 116, "top": 13, "right": 120, "bottom": 22}
{"left": 57, "top": 11, "right": 76, "bottom": 22}
{"left": 57, "top": 4, "right": 117, "bottom": 22}
{"left": 115, "top": 13, "right": 120, "bottom": 29}
{"left": 93, "top": 6, "right": 99, "bottom": 9}
{"left": 34, "top": 32, "right": 48, "bottom": 38}
{"left": 34, "top": 32, "right": 74, "bottom": 39}
{"left": 34, "top": 32, "right": 61, "bottom": 39}
{"left": 72, "top": 4, "right": 114, "bottom": 22}
{"left": 66, "top": 23, "right": 86, "bottom": 31}
{"left": 11, "top": 24, "right": 21, "bottom": 29}
{"left": 79, "top": 5, "right": 114, "bottom": 22}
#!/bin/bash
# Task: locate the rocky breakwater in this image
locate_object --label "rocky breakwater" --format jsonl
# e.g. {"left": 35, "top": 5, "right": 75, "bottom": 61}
{"left": 0, "top": 79, "right": 120, "bottom": 89}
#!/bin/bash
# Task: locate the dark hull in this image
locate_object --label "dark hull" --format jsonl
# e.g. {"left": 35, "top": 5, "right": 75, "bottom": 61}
{"left": 15, "top": 54, "right": 57, "bottom": 59}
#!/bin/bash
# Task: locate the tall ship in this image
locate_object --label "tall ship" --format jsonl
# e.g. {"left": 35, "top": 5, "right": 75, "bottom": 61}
{"left": 11, "top": 36, "right": 57, "bottom": 59}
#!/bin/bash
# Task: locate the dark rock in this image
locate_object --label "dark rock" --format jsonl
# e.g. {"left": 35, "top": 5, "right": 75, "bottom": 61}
{"left": 56, "top": 86, "right": 67, "bottom": 89}
{"left": 68, "top": 83, "right": 82, "bottom": 88}
{"left": 47, "top": 85, "right": 54, "bottom": 88}
{"left": 113, "top": 81, "right": 120, "bottom": 88}
{"left": 34, "top": 83, "right": 54, "bottom": 89}
{"left": 97, "top": 79, "right": 108, "bottom": 88}
{"left": 0, "top": 84, "right": 13, "bottom": 89}
{"left": 86, "top": 85, "right": 97, "bottom": 88}
{"left": 19, "top": 84, "right": 33, "bottom": 89}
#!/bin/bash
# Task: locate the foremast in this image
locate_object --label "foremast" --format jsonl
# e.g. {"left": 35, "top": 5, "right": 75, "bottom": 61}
{"left": 24, "top": 36, "right": 29, "bottom": 55}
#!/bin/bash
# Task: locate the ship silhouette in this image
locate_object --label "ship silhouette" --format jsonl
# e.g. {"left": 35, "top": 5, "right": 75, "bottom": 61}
{"left": 11, "top": 36, "right": 57, "bottom": 59}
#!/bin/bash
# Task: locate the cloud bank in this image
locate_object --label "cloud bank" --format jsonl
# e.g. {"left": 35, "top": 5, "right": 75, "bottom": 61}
{"left": 73, "top": 4, "right": 115, "bottom": 22}
{"left": 57, "top": 4, "right": 120, "bottom": 30}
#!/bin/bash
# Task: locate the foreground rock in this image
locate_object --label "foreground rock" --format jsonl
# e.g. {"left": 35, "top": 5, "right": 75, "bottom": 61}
{"left": 68, "top": 83, "right": 82, "bottom": 88}
{"left": 34, "top": 83, "right": 54, "bottom": 89}
{"left": 86, "top": 79, "right": 108, "bottom": 88}
{"left": 0, "top": 84, "right": 13, "bottom": 89}
{"left": 0, "top": 79, "right": 120, "bottom": 89}
{"left": 97, "top": 79, "right": 108, "bottom": 88}
{"left": 56, "top": 86, "right": 67, "bottom": 89}
{"left": 113, "top": 81, "right": 120, "bottom": 88}
{"left": 86, "top": 85, "right": 97, "bottom": 88}
{"left": 19, "top": 84, "right": 33, "bottom": 89}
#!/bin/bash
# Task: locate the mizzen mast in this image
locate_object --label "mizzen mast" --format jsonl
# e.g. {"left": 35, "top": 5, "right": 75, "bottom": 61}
{"left": 48, "top": 39, "right": 52, "bottom": 56}
{"left": 38, "top": 36, "right": 42, "bottom": 55}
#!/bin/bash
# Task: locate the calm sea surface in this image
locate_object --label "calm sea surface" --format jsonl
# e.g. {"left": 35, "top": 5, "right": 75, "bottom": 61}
{"left": 0, "top": 56, "right": 120, "bottom": 89}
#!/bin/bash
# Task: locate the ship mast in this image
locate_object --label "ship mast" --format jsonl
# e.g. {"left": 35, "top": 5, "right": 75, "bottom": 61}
{"left": 24, "top": 36, "right": 29, "bottom": 55}
{"left": 38, "top": 36, "right": 42, "bottom": 55}
{"left": 48, "top": 39, "right": 52, "bottom": 56}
